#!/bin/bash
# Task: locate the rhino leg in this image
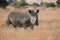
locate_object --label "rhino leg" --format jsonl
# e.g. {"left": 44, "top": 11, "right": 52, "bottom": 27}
{"left": 35, "top": 19, "right": 39, "bottom": 25}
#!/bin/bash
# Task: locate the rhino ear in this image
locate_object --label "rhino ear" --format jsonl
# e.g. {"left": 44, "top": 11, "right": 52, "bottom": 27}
{"left": 28, "top": 10, "right": 34, "bottom": 13}
{"left": 29, "top": 10, "right": 32, "bottom": 13}
{"left": 36, "top": 10, "right": 39, "bottom": 13}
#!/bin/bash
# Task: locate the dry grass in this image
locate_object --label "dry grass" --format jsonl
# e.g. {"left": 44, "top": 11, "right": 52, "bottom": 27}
{"left": 0, "top": 7, "right": 60, "bottom": 40}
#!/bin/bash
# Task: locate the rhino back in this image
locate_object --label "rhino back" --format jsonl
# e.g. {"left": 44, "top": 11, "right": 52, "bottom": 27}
{"left": 8, "top": 11, "right": 30, "bottom": 22}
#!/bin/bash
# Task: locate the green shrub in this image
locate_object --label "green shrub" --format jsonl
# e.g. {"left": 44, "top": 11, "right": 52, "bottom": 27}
{"left": 43, "top": 2, "right": 48, "bottom": 7}
{"left": 43, "top": 2, "right": 56, "bottom": 7}
{"left": 12, "top": 0, "right": 28, "bottom": 8}
{"left": 12, "top": 2, "right": 20, "bottom": 8}
{"left": 32, "top": 3, "right": 40, "bottom": 7}
{"left": 18, "top": 0, "right": 28, "bottom": 6}
{"left": 56, "top": 0, "right": 60, "bottom": 7}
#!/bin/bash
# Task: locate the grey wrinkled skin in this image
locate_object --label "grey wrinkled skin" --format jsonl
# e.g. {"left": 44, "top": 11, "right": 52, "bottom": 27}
{"left": 6, "top": 10, "right": 39, "bottom": 29}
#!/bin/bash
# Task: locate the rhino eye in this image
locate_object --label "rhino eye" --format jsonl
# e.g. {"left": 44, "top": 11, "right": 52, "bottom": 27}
{"left": 36, "top": 10, "right": 39, "bottom": 13}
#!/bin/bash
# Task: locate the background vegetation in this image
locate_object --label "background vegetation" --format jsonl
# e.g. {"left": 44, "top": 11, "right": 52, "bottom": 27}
{"left": 0, "top": 0, "right": 60, "bottom": 8}
{"left": 12, "top": 0, "right": 28, "bottom": 8}
{"left": 42, "top": 2, "right": 56, "bottom": 8}
{"left": 56, "top": 0, "right": 60, "bottom": 7}
{"left": 0, "top": 0, "right": 8, "bottom": 8}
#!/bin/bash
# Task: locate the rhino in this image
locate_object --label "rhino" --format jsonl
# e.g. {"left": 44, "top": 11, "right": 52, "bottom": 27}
{"left": 6, "top": 10, "right": 39, "bottom": 29}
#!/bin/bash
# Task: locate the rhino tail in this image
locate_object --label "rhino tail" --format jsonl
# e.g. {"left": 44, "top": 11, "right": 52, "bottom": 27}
{"left": 6, "top": 18, "right": 11, "bottom": 26}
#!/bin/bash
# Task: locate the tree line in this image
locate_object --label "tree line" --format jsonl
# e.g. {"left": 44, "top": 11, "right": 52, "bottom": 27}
{"left": 0, "top": 0, "right": 8, "bottom": 8}
{"left": 0, "top": 0, "right": 60, "bottom": 8}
